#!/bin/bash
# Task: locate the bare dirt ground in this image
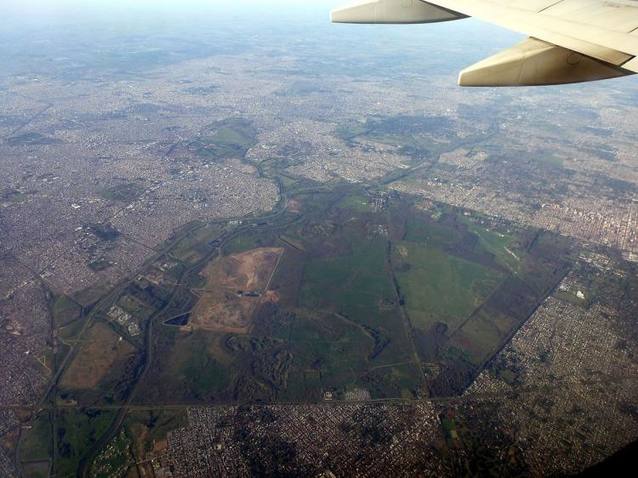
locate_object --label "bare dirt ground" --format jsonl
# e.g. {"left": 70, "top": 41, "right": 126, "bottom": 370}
{"left": 287, "top": 199, "right": 302, "bottom": 213}
{"left": 190, "top": 247, "right": 284, "bottom": 334}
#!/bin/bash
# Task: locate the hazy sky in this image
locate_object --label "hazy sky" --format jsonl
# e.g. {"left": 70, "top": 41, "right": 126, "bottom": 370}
{"left": 2, "top": 0, "right": 343, "bottom": 15}
{"left": 0, "top": 0, "right": 516, "bottom": 43}
{"left": 0, "top": 0, "right": 364, "bottom": 34}
{"left": 1, "top": 0, "right": 514, "bottom": 39}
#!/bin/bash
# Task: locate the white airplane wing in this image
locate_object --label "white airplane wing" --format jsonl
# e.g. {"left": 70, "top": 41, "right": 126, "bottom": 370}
{"left": 331, "top": 0, "right": 638, "bottom": 86}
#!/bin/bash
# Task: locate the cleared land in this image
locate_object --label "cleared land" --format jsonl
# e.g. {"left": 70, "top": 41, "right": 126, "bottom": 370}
{"left": 191, "top": 247, "right": 284, "bottom": 334}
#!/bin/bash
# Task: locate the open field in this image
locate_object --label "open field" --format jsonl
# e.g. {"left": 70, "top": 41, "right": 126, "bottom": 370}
{"left": 19, "top": 412, "right": 52, "bottom": 465}
{"left": 394, "top": 241, "right": 504, "bottom": 332}
{"left": 193, "top": 118, "right": 258, "bottom": 160}
{"left": 54, "top": 409, "right": 116, "bottom": 477}
{"left": 60, "top": 322, "right": 136, "bottom": 391}
{"left": 169, "top": 223, "right": 225, "bottom": 265}
{"left": 135, "top": 327, "right": 234, "bottom": 404}
{"left": 459, "top": 214, "right": 522, "bottom": 273}
{"left": 51, "top": 294, "right": 82, "bottom": 328}
{"left": 300, "top": 237, "right": 394, "bottom": 323}
{"left": 336, "top": 115, "right": 455, "bottom": 159}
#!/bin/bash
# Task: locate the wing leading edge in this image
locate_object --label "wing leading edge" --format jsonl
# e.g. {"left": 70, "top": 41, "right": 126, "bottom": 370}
{"left": 331, "top": 0, "right": 638, "bottom": 86}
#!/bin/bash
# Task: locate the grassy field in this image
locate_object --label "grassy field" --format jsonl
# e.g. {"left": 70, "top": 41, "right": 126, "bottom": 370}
{"left": 336, "top": 116, "right": 453, "bottom": 158}
{"left": 20, "top": 413, "right": 52, "bottom": 464}
{"left": 300, "top": 236, "right": 394, "bottom": 323}
{"left": 51, "top": 295, "right": 82, "bottom": 327}
{"left": 394, "top": 242, "right": 503, "bottom": 333}
{"left": 446, "top": 310, "right": 515, "bottom": 366}
{"left": 54, "top": 409, "right": 116, "bottom": 478}
{"left": 136, "top": 326, "right": 233, "bottom": 403}
{"left": 196, "top": 118, "right": 257, "bottom": 160}
{"left": 292, "top": 217, "right": 422, "bottom": 396}
{"left": 169, "top": 223, "right": 224, "bottom": 265}
{"left": 336, "top": 193, "right": 373, "bottom": 213}
{"left": 21, "top": 462, "right": 50, "bottom": 478}
{"left": 358, "top": 362, "right": 422, "bottom": 399}
{"left": 459, "top": 215, "right": 522, "bottom": 273}
{"left": 100, "top": 182, "right": 144, "bottom": 202}
{"left": 179, "top": 332, "right": 231, "bottom": 398}
{"left": 223, "top": 234, "right": 264, "bottom": 255}
{"left": 59, "top": 322, "right": 138, "bottom": 399}
{"left": 404, "top": 214, "right": 464, "bottom": 248}
{"left": 298, "top": 232, "right": 414, "bottom": 360}
{"left": 283, "top": 311, "right": 373, "bottom": 399}
{"left": 72, "top": 284, "right": 111, "bottom": 308}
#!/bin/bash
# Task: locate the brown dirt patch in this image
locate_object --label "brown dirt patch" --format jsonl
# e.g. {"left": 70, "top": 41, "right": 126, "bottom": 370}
{"left": 60, "top": 322, "right": 135, "bottom": 389}
{"left": 191, "top": 247, "right": 284, "bottom": 333}
{"left": 287, "top": 199, "right": 302, "bottom": 213}
{"left": 264, "top": 290, "right": 280, "bottom": 303}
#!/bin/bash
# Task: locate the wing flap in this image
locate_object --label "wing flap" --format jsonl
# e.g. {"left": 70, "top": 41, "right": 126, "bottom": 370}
{"left": 429, "top": 0, "right": 638, "bottom": 63}
{"left": 540, "top": 0, "right": 638, "bottom": 33}
{"left": 458, "top": 37, "right": 632, "bottom": 86}
{"left": 331, "top": 0, "right": 638, "bottom": 86}
{"left": 331, "top": 0, "right": 465, "bottom": 25}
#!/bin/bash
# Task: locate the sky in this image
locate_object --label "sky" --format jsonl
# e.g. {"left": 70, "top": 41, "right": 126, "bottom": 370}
{"left": 0, "top": 0, "right": 516, "bottom": 45}
{"left": 1, "top": 0, "right": 343, "bottom": 16}
{"left": 0, "top": 1, "right": 361, "bottom": 35}
{"left": 0, "top": 0, "right": 513, "bottom": 41}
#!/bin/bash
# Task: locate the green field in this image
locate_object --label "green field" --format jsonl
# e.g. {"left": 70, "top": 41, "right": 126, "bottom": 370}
{"left": 169, "top": 223, "right": 224, "bottom": 264}
{"left": 404, "top": 214, "right": 463, "bottom": 246}
{"left": 51, "top": 294, "right": 82, "bottom": 327}
{"left": 222, "top": 230, "right": 277, "bottom": 255}
{"left": 295, "top": 224, "right": 419, "bottom": 393}
{"left": 336, "top": 115, "right": 454, "bottom": 158}
{"left": 54, "top": 409, "right": 116, "bottom": 477}
{"left": 20, "top": 413, "right": 52, "bottom": 464}
{"left": 459, "top": 215, "right": 522, "bottom": 273}
{"left": 195, "top": 118, "right": 257, "bottom": 160}
{"left": 72, "top": 284, "right": 111, "bottom": 308}
{"left": 100, "top": 182, "right": 144, "bottom": 202}
{"left": 179, "top": 333, "right": 231, "bottom": 398}
{"left": 336, "top": 193, "right": 373, "bottom": 213}
{"left": 447, "top": 309, "right": 516, "bottom": 365}
{"left": 136, "top": 327, "right": 232, "bottom": 403}
{"left": 283, "top": 312, "right": 375, "bottom": 399}
{"left": 358, "top": 362, "right": 423, "bottom": 399}
{"left": 394, "top": 242, "right": 504, "bottom": 333}
{"left": 300, "top": 237, "right": 394, "bottom": 322}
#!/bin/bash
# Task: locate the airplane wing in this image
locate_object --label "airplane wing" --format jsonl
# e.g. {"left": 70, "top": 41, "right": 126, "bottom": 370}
{"left": 331, "top": 0, "right": 638, "bottom": 86}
